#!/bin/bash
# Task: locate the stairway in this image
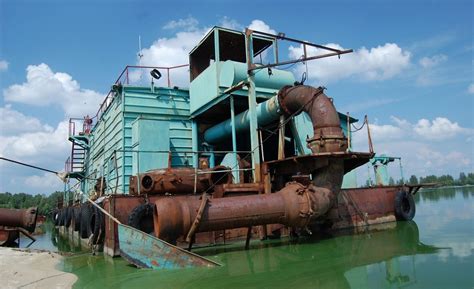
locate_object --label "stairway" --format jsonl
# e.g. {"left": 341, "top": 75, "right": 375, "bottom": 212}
{"left": 70, "top": 141, "right": 85, "bottom": 173}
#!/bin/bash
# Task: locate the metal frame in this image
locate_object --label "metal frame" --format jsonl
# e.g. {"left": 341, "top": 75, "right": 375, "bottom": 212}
{"left": 243, "top": 28, "right": 354, "bottom": 183}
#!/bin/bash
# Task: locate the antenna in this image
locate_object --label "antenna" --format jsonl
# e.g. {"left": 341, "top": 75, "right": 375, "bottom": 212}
{"left": 137, "top": 35, "right": 143, "bottom": 65}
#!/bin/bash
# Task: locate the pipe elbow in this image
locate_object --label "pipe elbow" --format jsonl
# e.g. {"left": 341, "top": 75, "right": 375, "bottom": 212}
{"left": 278, "top": 85, "right": 347, "bottom": 153}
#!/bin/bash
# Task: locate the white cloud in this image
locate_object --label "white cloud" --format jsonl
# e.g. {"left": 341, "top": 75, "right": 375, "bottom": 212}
{"left": 0, "top": 60, "right": 8, "bottom": 71}
{"left": 219, "top": 16, "right": 243, "bottom": 31}
{"left": 365, "top": 116, "right": 471, "bottom": 142}
{"left": 352, "top": 115, "right": 473, "bottom": 179}
{"left": 414, "top": 117, "right": 467, "bottom": 140}
{"left": 133, "top": 18, "right": 279, "bottom": 87}
{"left": 3, "top": 63, "right": 103, "bottom": 117}
{"left": 248, "top": 20, "right": 276, "bottom": 34}
{"left": 163, "top": 16, "right": 199, "bottom": 31}
{"left": 0, "top": 108, "right": 70, "bottom": 194}
{"left": 289, "top": 43, "right": 411, "bottom": 84}
{"left": 0, "top": 120, "right": 69, "bottom": 162}
{"left": 468, "top": 83, "right": 474, "bottom": 94}
{"left": 25, "top": 172, "right": 64, "bottom": 190}
{"left": 0, "top": 105, "right": 49, "bottom": 136}
{"left": 368, "top": 123, "right": 404, "bottom": 140}
{"left": 419, "top": 54, "right": 447, "bottom": 68}
{"left": 134, "top": 28, "right": 208, "bottom": 87}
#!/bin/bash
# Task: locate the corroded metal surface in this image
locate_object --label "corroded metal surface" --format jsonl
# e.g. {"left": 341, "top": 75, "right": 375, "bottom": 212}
{"left": 327, "top": 186, "right": 404, "bottom": 230}
{"left": 129, "top": 166, "right": 231, "bottom": 195}
{"left": 278, "top": 85, "right": 347, "bottom": 153}
{"left": 0, "top": 207, "right": 38, "bottom": 233}
{"left": 154, "top": 182, "right": 334, "bottom": 244}
{"left": 118, "top": 224, "right": 220, "bottom": 269}
{"left": 0, "top": 227, "right": 19, "bottom": 246}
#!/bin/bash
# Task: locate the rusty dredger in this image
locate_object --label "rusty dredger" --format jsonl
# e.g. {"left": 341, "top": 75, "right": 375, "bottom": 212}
{"left": 55, "top": 27, "right": 419, "bottom": 264}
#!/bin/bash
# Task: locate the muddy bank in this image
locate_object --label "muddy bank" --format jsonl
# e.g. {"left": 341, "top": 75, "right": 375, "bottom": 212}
{"left": 0, "top": 247, "right": 77, "bottom": 289}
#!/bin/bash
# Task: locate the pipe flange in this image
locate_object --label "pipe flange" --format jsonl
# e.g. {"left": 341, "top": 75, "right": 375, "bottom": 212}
{"left": 277, "top": 85, "right": 293, "bottom": 116}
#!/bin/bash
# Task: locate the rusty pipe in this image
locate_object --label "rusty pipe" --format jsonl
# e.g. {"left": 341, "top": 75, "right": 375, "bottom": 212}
{"left": 129, "top": 165, "right": 232, "bottom": 195}
{"left": 153, "top": 183, "right": 333, "bottom": 243}
{"left": 278, "top": 85, "right": 347, "bottom": 154}
{"left": 0, "top": 207, "right": 38, "bottom": 233}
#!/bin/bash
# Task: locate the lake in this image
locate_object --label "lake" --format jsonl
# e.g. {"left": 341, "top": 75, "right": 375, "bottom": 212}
{"left": 25, "top": 186, "right": 474, "bottom": 289}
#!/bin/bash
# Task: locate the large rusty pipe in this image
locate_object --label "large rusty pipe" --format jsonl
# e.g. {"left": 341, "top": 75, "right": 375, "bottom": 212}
{"left": 153, "top": 183, "right": 332, "bottom": 243}
{"left": 129, "top": 166, "right": 232, "bottom": 195}
{"left": 204, "top": 85, "right": 347, "bottom": 154}
{"left": 0, "top": 207, "right": 38, "bottom": 233}
{"left": 278, "top": 85, "right": 347, "bottom": 154}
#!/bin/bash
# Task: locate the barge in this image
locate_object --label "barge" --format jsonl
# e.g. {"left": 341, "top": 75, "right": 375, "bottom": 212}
{"left": 55, "top": 26, "right": 417, "bottom": 260}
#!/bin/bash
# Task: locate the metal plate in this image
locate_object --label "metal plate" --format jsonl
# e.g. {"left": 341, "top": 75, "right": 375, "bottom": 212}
{"left": 118, "top": 224, "right": 221, "bottom": 270}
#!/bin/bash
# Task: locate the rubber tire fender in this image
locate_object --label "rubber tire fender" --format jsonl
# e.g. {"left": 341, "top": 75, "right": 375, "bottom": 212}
{"left": 89, "top": 205, "right": 105, "bottom": 245}
{"left": 73, "top": 207, "right": 81, "bottom": 232}
{"left": 53, "top": 209, "right": 59, "bottom": 226}
{"left": 127, "top": 203, "right": 154, "bottom": 234}
{"left": 80, "top": 204, "right": 92, "bottom": 239}
{"left": 65, "top": 207, "right": 73, "bottom": 228}
{"left": 394, "top": 191, "right": 416, "bottom": 221}
{"left": 58, "top": 209, "right": 65, "bottom": 226}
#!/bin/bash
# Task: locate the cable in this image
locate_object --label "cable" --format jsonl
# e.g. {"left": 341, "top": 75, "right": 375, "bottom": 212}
{"left": 0, "top": 157, "right": 58, "bottom": 174}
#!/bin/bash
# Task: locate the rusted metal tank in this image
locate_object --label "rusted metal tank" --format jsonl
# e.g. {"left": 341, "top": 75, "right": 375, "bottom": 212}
{"left": 129, "top": 166, "right": 232, "bottom": 195}
{"left": 0, "top": 207, "right": 38, "bottom": 233}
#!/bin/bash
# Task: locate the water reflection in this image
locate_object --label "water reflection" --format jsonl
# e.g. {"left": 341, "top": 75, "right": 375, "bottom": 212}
{"left": 60, "top": 221, "right": 442, "bottom": 289}
{"left": 54, "top": 187, "right": 474, "bottom": 289}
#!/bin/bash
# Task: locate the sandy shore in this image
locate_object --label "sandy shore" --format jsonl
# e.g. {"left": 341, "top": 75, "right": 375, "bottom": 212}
{"left": 0, "top": 247, "right": 77, "bottom": 289}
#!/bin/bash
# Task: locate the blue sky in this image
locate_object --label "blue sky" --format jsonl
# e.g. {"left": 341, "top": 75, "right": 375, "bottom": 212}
{"left": 0, "top": 0, "right": 472, "bottom": 194}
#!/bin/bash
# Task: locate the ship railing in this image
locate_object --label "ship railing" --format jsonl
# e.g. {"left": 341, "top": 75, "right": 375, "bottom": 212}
{"left": 68, "top": 117, "right": 93, "bottom": 138}
{"left": 94, "top": 64, "right": 189, "bottom": 122}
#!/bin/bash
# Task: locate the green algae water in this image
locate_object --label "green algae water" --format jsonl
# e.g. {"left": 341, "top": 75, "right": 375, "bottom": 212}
{"left": 40, "top": 187, "right": 474, "bottom": 288}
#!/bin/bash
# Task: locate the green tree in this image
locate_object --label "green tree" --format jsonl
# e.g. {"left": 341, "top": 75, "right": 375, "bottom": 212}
{"left": 409, "top": 175, "right": 418, "bottom": 185}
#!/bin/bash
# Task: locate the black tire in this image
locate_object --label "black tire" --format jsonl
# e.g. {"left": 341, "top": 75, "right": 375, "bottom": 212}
{"left": 395, "top": 191, "right": 416, "bottom": 221}
{"left": 80, "top": 204, "right": 92, "bottom": 239}
{"left": 73, "top": 207, "right": 81, "bottom": 231}
{"left": 53, "top": 209, "right": 59, "bottom": 226}
{"left": 127, "top": 203, "right": 154, "bottom": 234}
{"left": 65, "top": 207, "right": 73, "bottom": 228}
{"left": 89, "top": 205, "right": 105, "bottom": 245}
{"left": 58, "top": 209, "right": 65, "bottom": 226}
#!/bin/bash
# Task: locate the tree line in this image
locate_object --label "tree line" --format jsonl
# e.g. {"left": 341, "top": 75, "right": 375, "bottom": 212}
{"left": 0, "top": 191, "right": 62, "bottom": 215}
{"left": 390, "top": 172, "right": 474, "bottom": 186}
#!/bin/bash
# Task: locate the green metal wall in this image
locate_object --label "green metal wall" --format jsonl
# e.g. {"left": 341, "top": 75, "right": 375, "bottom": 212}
{"left": 82, "top": 86, "right": 191, "bottom": 196}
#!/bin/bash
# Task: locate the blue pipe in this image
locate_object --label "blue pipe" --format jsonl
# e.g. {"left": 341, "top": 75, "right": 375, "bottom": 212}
{"left": 204, "top": 96, "right": 281, "bottom": 144}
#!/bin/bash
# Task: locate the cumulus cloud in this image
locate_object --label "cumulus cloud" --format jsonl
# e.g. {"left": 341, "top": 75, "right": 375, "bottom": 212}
{"left": 132, "top": 27, "right": 208, "bottom": 87}
{"left": 24, "top": 172, "right": 64, "bottom": 190}
{"left": 413, "top": 117, "right": 468, "bottom": 140}
{"left": 3, "top": 63, "right": 103, "bottom": 117}
{"left": 219, "top": 16, "right": 243, "bottom": 30}
{"left": 0, "top": 120, "right": 69, "bottom": 162}
{"left": 0, "top": 105, "right": 49, "bottom": 136}
{"left": 248, "top": 19, "right": 276, "bottom": 34}
{"left": 289, "top": 43, "right": 411, "bottom": 84}
{"left": 0, "top": 60, "right": 8, "bottom": 71}
{"left": 364, "top": 116, "right": 472, "bottom": 142}
{"left": 132, "top": 18, "right": 280, "bottom": 87}
{"left": 419, "top": 54, "right": 447, "bottom": 68}
{"left": 163, "top": 16, "right": 199, "bottom": 31}
{"left": 0, "top": 107, "right": 71, "bottom": 194}
{"left": 351, "top": 115, "right": 473, "bottom": 179}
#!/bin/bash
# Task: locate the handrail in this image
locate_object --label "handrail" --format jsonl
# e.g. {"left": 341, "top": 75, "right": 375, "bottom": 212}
{"left": 92, "top": 64, "right": 189, "bottom": 124}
